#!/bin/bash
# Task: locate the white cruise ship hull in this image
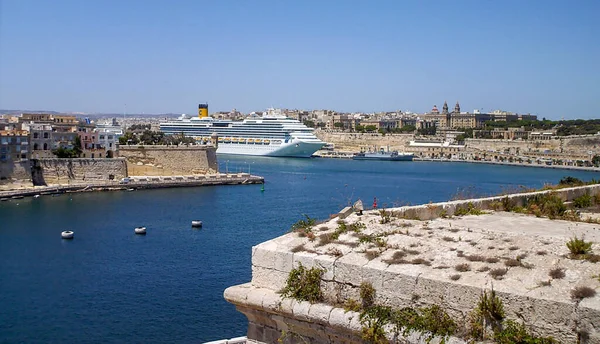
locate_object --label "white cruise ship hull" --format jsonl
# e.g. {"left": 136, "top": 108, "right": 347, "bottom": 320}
{"left": 216, "top": 140, "right": 324, "bottom": 158}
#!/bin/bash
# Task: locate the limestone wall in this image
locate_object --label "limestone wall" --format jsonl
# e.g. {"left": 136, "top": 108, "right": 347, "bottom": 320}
{"left": 34, "top": 158, "right": 127, "bottom": 185}
{"left": 226, "top": 184, "right": 600, "bottom": 344}
{"left": 0, "top": 161, "right": 31, "bottom": 181}
{"left": 119, "top": 145, "right": 218, "bottom": 176}
{"left": 315, "top": 131, "right": 413, "bottom": 152}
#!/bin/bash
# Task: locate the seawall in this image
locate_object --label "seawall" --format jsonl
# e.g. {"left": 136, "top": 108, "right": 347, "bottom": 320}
{"left": 119, "top": 145, "right": 218, "bottom": 176}
{"left": 31, "top": 158, "right": 128, "bottom": 186}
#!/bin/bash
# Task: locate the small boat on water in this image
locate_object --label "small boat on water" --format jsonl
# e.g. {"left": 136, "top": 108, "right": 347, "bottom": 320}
{"left": 135, "top": 226, "right": 146, "bottom": 235}
{"left": 0, "top": 198, "right": 9, "bottom": 202}
{"left": 353, "top": 150, "right": 414, "bottom": 161}
{"left": 61, "top": 231, "right": 74, "bottom": 239}
{"left": 191, "top": 221, "right": 203, "bottom": 228}
{"left": 33, "top": 195, "right": 40, "bottom": 198}
{"left": 11, "top": 195, "right": 24, "bottom": 200}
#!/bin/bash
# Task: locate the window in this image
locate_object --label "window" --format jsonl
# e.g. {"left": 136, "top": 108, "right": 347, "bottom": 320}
{"left": 43, "top": 143, "right": 48, "bottom": 150}
{"left": 108, "top": 136, "right": 113, "bottom": 140}
{"left": 109, "top": 143, "right": 112, "bottom": 147}
{"left": 43, "top": 132, "right": 49, "bottom": 139}
{"left": 33, "top": 132, "right": 39, "bottom": 139}
{"left": 100, "top": 135, "right": 105, "bottom": 140}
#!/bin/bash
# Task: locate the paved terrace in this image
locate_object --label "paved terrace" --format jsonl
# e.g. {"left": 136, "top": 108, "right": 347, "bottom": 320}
{"left": 225, "top": 185, "right": 600, "bottom": 343}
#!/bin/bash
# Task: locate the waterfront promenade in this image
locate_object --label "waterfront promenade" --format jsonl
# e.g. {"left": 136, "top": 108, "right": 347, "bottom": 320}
{"left": 0, "top": 173, "right": 264, "bottom": 199}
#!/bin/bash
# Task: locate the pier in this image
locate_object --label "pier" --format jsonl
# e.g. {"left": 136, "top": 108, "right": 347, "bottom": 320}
{"left": 0, "top": 173, "right": 264, "bottom": 199}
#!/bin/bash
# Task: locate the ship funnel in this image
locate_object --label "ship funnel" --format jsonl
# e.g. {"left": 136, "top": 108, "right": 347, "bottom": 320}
{"left": 198, "top": 103, "right": 208, "bottom": 118}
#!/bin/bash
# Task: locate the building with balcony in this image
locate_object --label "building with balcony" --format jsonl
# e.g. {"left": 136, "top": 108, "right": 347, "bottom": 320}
{"left": 0, "top": 130, "right": 30, "bottom": 162}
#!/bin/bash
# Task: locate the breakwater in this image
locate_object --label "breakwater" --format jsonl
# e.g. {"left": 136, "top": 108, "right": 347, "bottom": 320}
{"left": 0, "top": 173, "right": 263, "bottom": 199}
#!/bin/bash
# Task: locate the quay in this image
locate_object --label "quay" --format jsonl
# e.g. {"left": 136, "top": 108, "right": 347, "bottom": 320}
{"left": 0, "top": 173, "right": 264, "bottom": 199}
{"left": 414, "top": 157, "right": 600, "bottom": 172}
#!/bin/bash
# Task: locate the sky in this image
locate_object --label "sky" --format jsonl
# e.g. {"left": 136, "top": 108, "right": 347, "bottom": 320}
{"left": 0, "top": 0, "right": 599, "bottom": 119}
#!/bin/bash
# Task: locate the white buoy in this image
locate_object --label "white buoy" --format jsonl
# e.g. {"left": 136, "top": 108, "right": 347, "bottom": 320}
{"left": 134, "top": 226, "right": 146, "bottom": 235}
{"left": 191, "top": 221, "right": 203, "bottom": 228}
{"left": 61, "top": 231, "right": 74, "bottom": 239}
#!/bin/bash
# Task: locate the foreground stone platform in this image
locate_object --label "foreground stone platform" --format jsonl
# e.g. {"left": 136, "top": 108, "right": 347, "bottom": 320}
{"left": 225, "top": 185, "right": 600, "bottom": 343}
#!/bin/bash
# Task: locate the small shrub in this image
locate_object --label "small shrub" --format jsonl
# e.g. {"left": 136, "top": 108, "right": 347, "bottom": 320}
{"left": 566, "top": 236, "right": 593, "bottom": 256}
{"left": 486, "top": 257, "right": 500, "bottom": 263}
{"left": 573, "top": 193, "right": 593, "bottom": 208}
{"left": 280, "top": 263, "right": 324, "bottom": 303}
{"left": 344, "top": 298, "right": 361, "bottom": 312}
{"left": 477, "top": 266, "right": 491, "bottom": 272}
{"left": 455, "top": 263, "right": 471, "bottom": 272}
{"left": 494, "top": 319, "right": 556, "bottom": 344}
{"left": 291, "top": 214, "right": 316, "bottom": 235}
{"left": 327, "top": 247, "right": 343, "bottom": 257}
{"left": 442, "top": 236, "right": 456, "bottom": 242}
{"left": 489, "top": 268, "right": 508, "bottom": 280}
{"left": 537, "top": 250, "right": 548, "bottom": 256}
{"left": 379, "top": 209, "right": 391, "bottom": 224}
{"left": 360, "top": 282, "right": 376, "bottom": 309}
{"left": 508, "top": 246, "right": 519, "bottom": 251}
{"left": 317, "top": 233, "right": 334, "bottom": 246}
{"left": 559, "top": 176, "right": 584, "bottom": 187}
{"left": 291, "top": 244, "right": 305, "bottom": 253}
{"left": 403, "top": 248, "right": 420, "bottom": 255}
{"left": 549, "top": 267, "right": 565, "bottom": 279}
{"left": 449, "top": 274, "right": 461, "bottom": 281}
{"left": 571, "top": 286, "right": 596, "bottom": 300}
{"left": 454, "top": 202, "right": 484, "bottom": 216}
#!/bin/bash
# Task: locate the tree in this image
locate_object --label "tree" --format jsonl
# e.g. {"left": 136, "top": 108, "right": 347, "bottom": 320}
{"left": 418, "top": 126, "right": 436, "bottom": 136}
{"left": 334, "top": 122, "right": 344, "bottom": 128}
{"left": 303, "top": 120, "right": 316, "bottom": 128}
{"left": 365, "top": 125, "right": 377, "bottom": 132}
{"left": 73, "top": 136, "right": 82, "bottom": 156}
{"left": 592, "top": 155, "right": 600, "bottom": 167}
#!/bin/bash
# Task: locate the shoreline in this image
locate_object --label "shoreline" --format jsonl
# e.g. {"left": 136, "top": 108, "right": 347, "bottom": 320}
{"left": 0, "top": 174, "right": 264, "bottom": 200}
{"left": 314, "top": 152, "right": 600, "bottom": 172}
{"left": 413, "top": 157, "right": 600, "bottom": 172}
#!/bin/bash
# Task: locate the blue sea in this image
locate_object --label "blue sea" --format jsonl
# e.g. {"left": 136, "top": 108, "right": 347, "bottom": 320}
{"left": 1, "top": 158, "right": 598, "bottom": 343}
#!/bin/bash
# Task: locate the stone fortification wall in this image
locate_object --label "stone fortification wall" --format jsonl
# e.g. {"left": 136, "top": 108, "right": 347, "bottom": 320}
{"left": 33, "top": 158, "right": 127, "bottom": 185}
{"left": 119, "top": 145, "right": 218, "bottom": 176}
{"left": 0, "top": 161, "right": 31, "bottom": 181}
{"left": 315, "top": 131, "right": 413, "bottom": 152}
{"left": 226, "top": 184, "right": 600, "bottom": 344}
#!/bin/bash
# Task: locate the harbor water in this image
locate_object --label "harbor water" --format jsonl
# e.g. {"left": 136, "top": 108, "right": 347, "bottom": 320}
{"left": 1, "top": 158, "right": 598, "bottom": 343}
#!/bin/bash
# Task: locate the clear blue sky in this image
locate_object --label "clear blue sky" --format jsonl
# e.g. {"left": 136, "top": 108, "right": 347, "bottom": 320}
{"left": 0, "top": 0, "right": 598, "bottom": 119}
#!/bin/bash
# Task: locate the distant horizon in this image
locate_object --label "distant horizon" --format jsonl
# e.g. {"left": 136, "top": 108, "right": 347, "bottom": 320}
{"left": 1, "top": 1, "right": 598, "bottom": 119}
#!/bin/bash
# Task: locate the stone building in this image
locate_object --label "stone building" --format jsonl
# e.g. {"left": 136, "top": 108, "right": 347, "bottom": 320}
{"left": 0, "top": 130, "right": 29, "bottom": 162}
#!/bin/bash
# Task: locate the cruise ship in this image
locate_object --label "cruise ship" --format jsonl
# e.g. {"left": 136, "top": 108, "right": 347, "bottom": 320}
{"left": 159, "top": 107, "right": 326, "bottom": 158}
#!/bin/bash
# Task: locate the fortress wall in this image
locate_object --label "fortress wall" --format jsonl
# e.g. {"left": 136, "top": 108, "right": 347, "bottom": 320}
{"left": 119, "top": 145, "right": 218, "bottom": 176}
{"left": 34, "top": 158, "right": 127, "bottom": 185}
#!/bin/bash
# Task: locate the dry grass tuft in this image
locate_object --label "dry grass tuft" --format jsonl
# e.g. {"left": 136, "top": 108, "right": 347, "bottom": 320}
{"left": 536, "top": 250, "right": 548, "bottom": 256}
{"left": 485, "top": 257, "right": 500, "bottom": 263}
{"left": 549, "top": 267, "right": 566, "bottom": 279}
{"left": 455, "top": 263, "right": 471, "bottom": 272}
{"left": 465, "top": 254, "right": 486, "bottom": 262}
{"left": 411, "top": 258, "right": 432, "bottom": 266}
{"left": 383, "top": 251, "right": 408, "bottom": 265}
{"left": 489, "top": 268, "right": 508, "bottom": 280}
{"left": 477, "top": 266, "right": 491, "bottom": 272}
{"left": 571, "top": 286, "right": 596, "bottom": 300}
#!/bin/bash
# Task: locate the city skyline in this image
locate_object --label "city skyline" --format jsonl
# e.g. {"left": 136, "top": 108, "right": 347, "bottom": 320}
{"left": 0, "top": 0, "right": 599, "bottom": 119}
